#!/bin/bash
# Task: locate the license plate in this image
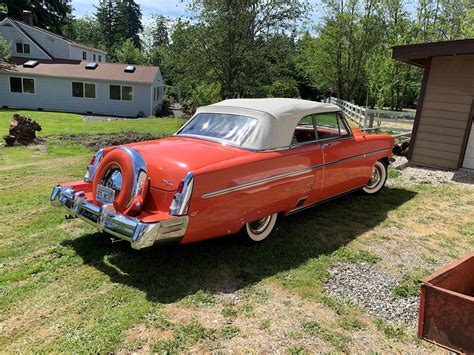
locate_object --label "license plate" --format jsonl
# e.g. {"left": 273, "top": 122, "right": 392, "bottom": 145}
{"left": 96, "top": 185, "right": 115, "bottom": 204}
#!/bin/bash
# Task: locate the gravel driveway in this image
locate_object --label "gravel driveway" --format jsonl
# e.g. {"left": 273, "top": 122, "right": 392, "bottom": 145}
{"left": 388, "top": 156, "right": 474, "bottom": 186}
{"left": 325, "top": 262, "right": 419, "bottom": 328}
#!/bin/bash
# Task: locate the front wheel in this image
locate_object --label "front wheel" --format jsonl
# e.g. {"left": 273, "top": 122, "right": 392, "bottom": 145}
{"left": 241, "top": 213, "right": 278, "bottom": 244}
{"left": 362, "top": 160, "right": 388, "bottom": 194}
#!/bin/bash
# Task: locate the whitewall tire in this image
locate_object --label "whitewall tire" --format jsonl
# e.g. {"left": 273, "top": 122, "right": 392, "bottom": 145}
{"left": 241, "top": 213, "right": 278, "bottom": 244}
{"left": 362, "top": 160, "right": 387, "bottom": 194}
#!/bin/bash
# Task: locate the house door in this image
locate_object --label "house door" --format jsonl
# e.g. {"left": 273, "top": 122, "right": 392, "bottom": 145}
{"left": 462, "top": 102, "right": 474, "bottom": 170}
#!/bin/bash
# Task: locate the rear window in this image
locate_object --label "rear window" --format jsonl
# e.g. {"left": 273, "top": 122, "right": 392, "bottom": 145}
{"left": 178, "top": 113, "right": 256, "bottom": 145}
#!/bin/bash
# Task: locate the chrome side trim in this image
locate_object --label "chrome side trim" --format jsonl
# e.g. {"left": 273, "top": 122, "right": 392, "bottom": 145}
{"left": 201, "top": 148, "right": 391, "bottom": 199}
{"left": 50, "top": 185, "right": 188, "bottom": 249}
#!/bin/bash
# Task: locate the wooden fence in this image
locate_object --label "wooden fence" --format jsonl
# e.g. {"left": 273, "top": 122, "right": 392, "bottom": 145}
{"left": 326, "top": 97, "right": 415, "bottom": 139}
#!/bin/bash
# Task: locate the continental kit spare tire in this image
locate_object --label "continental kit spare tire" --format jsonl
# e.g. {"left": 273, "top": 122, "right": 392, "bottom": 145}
{"left": 92, "top": 146, "right": 148, "bottom": 215}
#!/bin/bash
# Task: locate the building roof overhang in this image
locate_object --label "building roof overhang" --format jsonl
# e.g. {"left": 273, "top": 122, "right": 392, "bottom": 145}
{"left": 392, "top": 39, "right": 474, "bottom": 67}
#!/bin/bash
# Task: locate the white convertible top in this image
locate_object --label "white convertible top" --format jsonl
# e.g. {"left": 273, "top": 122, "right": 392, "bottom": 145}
{"left": 193, "top": 98, "right": 341, "bottom": 150}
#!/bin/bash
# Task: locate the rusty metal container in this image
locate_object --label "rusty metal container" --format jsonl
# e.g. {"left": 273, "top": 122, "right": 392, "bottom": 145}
{"left": 418, "top": 254, "right": 474, "bottom": 353}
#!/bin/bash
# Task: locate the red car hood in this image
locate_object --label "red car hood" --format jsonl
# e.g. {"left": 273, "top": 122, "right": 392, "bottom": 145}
{"left": 125, "top": 136, "right": 251, "bottom": 191}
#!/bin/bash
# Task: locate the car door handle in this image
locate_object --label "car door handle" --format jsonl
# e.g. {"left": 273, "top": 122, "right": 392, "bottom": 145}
{"left": 321, "top": 143, "right": 331, "bottom": 148}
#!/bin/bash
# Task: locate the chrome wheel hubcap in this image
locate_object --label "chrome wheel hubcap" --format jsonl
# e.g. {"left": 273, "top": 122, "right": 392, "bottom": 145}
{"left": 366, "top": 166, "right": 381, "bottom": 189}
{"left": 248, "top": 216, "right": 272, "bottom": 235}
{"left": 103, "top": 167, "right": 123, "bottom": 195}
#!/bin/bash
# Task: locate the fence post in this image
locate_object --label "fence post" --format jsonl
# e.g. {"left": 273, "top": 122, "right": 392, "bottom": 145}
{"left": 368, "top": 110, "right": 375, "bottom": 128}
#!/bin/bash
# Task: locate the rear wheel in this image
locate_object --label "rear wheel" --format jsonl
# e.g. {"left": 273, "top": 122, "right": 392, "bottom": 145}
{"left": 362, "top": 160, "right": 387, "bottom": 194}
{"left": 241, "top": 213, "right": 278, "bottom": 244}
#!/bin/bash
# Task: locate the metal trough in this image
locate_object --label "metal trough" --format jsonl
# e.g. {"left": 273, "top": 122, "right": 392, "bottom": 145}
{"left": 418, "top": 254, "right": 474, "bottom": 353}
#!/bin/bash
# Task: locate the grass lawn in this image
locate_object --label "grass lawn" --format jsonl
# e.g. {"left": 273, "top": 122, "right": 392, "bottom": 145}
{"left": 1, "top": 110, "right": 473, "bottom": 352}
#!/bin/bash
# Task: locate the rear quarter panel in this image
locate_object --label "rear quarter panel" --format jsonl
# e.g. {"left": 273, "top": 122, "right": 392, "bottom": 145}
{"left": 182, "top": 146, "right": 324, "bottom": 243}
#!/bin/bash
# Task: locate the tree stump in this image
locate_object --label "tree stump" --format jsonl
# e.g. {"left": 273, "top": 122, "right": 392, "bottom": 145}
{"left": 3, "top": 114, "right": 42, "bottom": 146}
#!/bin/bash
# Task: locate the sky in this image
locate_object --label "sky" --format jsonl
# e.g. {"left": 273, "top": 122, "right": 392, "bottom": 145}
{"left": 70, "top": 0, "right": 323, "bottom": 25}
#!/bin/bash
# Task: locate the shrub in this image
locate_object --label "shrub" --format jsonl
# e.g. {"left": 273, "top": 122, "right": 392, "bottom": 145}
{"left": 190, "top": 82, "right": 222, "bottom": 108}
{"left": 268, "top": 78, "right": 300, "bottom": 98}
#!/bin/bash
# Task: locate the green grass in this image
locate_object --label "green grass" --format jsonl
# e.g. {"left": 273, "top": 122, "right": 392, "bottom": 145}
{"left": 0, "top": 109, "right": 473, "bottom": 352}
{"left": 392, "top": 268, "right": 431, "bottom": 298}
{"left": 302, "top": 320, "right": 349, "bottom": 352}
{"left": 374, "top": 319, "right": 406, "bottom": 340}
{"left": 0, "top": 109, "right": 185, "bottom": 137}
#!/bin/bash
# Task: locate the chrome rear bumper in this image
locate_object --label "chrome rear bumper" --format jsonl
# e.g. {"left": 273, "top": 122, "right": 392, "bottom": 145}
{"left": 50, "top": 185, "right": 188, "bottom": 249}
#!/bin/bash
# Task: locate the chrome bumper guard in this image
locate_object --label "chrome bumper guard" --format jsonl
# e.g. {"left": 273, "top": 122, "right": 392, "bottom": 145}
{"left": 50, "top": 185, "right": 188, "bottom": 249}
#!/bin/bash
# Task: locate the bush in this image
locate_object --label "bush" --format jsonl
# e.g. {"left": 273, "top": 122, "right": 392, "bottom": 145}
{"left": 155, "top": 97, "right": 171, "bottom": 117}
{"left": 190, "top": 82, "right": 222, "bottom": 108}
{"left": 268, "top": 78, "right": 300, "bottom": 98}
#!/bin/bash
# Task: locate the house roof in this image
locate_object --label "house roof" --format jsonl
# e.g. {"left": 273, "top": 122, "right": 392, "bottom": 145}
{"left": 1, "top": 57, "right": 161, "bottom": 85}
{"left": 7, "top": 17, "right": 107, "bottom": 57}
{"left": 190, "top": 98, "right": 341, "bottom": 150}
{"left": 392, "top": 39, "right": 474, "bottom": 67}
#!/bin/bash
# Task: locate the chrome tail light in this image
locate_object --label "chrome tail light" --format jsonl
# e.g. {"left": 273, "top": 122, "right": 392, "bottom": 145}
{"left": 169, "top": 172, "right": 194, "bottom": 216}
{"left": 84, "top": 149, "right": 104, "bottom": 182}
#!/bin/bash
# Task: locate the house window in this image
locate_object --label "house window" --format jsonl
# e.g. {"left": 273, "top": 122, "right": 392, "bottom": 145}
{"left": 154, "top": 87, "right": 160, "bottom": 101}
{"left": 93, "top": 54, "right": 96, "bottom": 61}
{"left": 10, "top": 77, "right": 35, "bottom": 94}
{"left": 98, "top": 55, "right": 102, "bottom": 62}
{"left": 110, "top": 85, "right": 133, "bottom": 101}
{"left": 82, "top": 51, "right": 87, "bottom": 60}
{"left": 16, "top": 42, "right": 30, "bottom": 54}
{"left": 72, "top": 82, "right": 96, "bottom": 98}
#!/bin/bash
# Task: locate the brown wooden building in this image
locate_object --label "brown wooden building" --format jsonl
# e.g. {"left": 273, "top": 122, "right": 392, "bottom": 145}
{"left": 393, "top": 39, "right": 474, "bottom": 170}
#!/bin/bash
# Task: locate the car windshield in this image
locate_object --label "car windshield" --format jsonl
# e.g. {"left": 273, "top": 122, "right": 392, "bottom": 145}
{"left": 178, "top": 113, "right": 257, "bottom": 145}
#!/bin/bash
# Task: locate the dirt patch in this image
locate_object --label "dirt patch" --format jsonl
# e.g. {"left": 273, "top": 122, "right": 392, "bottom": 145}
{"left": 57, "top": 132, "right": 164, "bottom": 151}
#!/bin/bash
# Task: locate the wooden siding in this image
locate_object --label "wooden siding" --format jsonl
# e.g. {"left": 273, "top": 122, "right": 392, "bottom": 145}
{"left": 411, "top": 54, "right": 474, "bottom": 169}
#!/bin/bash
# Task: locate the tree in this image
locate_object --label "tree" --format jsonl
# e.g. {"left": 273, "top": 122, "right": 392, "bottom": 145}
{"left": 144, "top": 15, "right": 169, "bottom": 50}
{"left": 190, "top": 82, "right": 222, "bottom": 107}
{"left": 114, "top": 38, "right": 145, "bottom": 64}
{"left": 185, "top": 0, "right": 309, "bottom": 98}
{"left": 462, "top": 3, "right": 474, "bottom": 37}
{"left": 62, "top": 15, "right": 104, "bottom": 50}
{"left": 2, "top": 0, "right": 72, "bottom": 33}
{"left": 0, "top": 35, "right": 11, "bottom": 61}
{"left": 95, "top": 0, "right": 117, "bottom": 52}
{"left": 268, "top": 79, "right": 300, "bottom": 98}
{"left": 115, "top": 0, "right": 143, "bottom": 49}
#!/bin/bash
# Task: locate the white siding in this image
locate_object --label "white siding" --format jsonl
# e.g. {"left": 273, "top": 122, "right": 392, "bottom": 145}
{"left": 0, "top": 74, "right": 153, "bottom": 117}
{"left": 70, "top": 45, "right": 106, "bottom": 62}
{"left": 151, "top": 69, "right": 164, "bottom": 115}
{"left": 0, "top": 19, "right": 50, "bottom": 60}
{"left": 15, "top": 21, "right": 71, "bottom": 60}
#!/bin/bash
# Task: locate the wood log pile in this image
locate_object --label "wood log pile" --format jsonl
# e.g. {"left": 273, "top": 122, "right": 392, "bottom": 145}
{"left": 3, "top": 114, "right": 42, "bottom": 146}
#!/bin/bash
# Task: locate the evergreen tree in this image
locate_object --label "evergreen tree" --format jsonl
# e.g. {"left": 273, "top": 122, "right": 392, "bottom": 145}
{"left": 115, "top": 0, "right": 143, "bottom": 49}
{"left": 95, "top": 0, "right": 117, "bottom": 52}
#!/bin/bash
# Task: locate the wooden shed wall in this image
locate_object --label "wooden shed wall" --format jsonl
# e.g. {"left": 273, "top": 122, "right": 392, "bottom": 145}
{"left": 411, "top": 54, "right": 474, "bottom": 169}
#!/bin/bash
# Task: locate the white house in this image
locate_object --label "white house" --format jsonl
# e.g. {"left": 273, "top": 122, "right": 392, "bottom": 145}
{"left": 0, "top": 12, "right": 164, "bottom": 117}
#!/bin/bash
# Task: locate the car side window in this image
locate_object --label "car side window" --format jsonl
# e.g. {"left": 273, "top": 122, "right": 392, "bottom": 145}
{"left": 293, "top": 115, "right": 317, "bottom": 144}
{"left": 315, "top": 112, "right": 351, "bottom": 140}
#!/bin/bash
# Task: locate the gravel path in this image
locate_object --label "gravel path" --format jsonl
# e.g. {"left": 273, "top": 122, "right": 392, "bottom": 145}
{"left": 325, "top": 262, "right": 419, "bottom": 328}
{"left": 388, "top": 156, "right": 474, "bottom": 186}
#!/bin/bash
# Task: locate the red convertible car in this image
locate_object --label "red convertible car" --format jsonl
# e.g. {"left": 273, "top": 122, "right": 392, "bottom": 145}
{"left": 51, "top": 98, "right": 395, "bottom": 249}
